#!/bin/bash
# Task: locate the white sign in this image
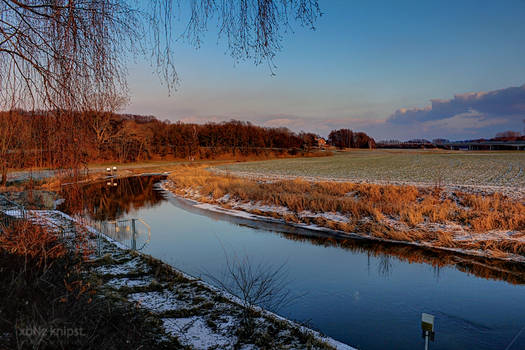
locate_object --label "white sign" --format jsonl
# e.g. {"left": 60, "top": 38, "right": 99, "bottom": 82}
{"left": 421, "top": 313, "right": 435, "bottom": 332}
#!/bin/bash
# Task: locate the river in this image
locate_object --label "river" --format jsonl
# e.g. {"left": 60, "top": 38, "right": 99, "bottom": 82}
{"left": 59, "top": 175, "right": 525, "bottom": 350}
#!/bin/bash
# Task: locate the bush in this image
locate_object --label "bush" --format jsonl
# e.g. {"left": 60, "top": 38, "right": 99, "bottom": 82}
{"left": 0, "top": 220, "right": 175, "bottom": 349}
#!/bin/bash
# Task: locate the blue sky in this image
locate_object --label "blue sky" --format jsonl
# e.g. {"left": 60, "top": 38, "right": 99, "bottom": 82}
{"left": 125, "top": 0, "right": 525, "bottom": 140}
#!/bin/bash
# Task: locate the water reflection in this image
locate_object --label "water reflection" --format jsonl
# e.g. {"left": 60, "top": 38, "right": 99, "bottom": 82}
{"left": 277, "top": 230, "right": 525, "bottom": 285}
{"left": 59, "top": 175, "right": 166, "bottom": 221}
{"left": 59, "top": 175, "right": 525, "bottom": 349}
{"left": 166, "top": 193, "right": 525, "bottom": 285}
{"left": 61, "top": 175, "right": 525, "bottom": 285}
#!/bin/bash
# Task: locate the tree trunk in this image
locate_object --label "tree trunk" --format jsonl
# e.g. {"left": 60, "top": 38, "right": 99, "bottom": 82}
{"left": 1, "top": 164, "right": 7, "bottom": 186}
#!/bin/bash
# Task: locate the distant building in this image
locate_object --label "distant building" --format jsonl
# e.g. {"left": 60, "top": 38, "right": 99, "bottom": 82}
{"left": 316, "top": 137, "right": 327, "bottom": 148}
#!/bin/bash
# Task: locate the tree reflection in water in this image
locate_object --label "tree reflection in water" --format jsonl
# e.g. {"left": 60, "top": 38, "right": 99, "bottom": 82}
{"left": 277, "top": 230, "right": 525, "bottom": 285}
{"left": 59, "top": 175, "right": 166, "bottom": 221}
{"left": 60, "top": 175, "right": 525, "bottom": 285}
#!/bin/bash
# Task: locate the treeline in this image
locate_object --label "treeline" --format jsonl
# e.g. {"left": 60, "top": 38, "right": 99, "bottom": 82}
{"left": 377, "top": 130, "right": 525, "bottom": 149}
{"left": 0, "top": 110, "right": 375, "bottom": 183}
{"left": 327, "top": 128, "right": 376, "bottom": 149}
{"left": 490, "top": 131, "right": 524, "bottom": 142}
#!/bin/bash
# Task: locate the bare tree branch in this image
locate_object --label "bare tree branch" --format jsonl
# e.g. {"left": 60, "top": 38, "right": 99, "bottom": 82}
{"left": 1, "top": 0, "right": 321, "bottom": 111}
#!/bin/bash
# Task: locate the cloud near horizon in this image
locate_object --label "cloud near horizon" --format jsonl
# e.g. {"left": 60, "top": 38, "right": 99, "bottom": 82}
{"left": 389, "top": 85, "right": 525, "bottom": 123}
{"left": 382, "top": 84, "right": 525, "bottom": 139}
{"left": 169, "top": 84, "right": 525, "bottom": 141}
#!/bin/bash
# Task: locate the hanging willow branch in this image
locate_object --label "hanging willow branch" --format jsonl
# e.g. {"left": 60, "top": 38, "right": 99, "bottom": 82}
{"left": 0, "top": 0, "right": 321, "bottom": 111}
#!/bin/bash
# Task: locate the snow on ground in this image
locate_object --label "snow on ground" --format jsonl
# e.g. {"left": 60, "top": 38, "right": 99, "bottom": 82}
{"left": 1, "top": 206, "right": 355, "bottom": 350}
{"left": 106, "top": 276, "right": 155, "bottom": 289}
{"left": 160, "top": 180, "right": 525, "bottom": 264}
{"left": 1, "top": 209, "right": 25, "bottom": 218}
{"left": 94, "top": 257, "right": 150, "bottom": 276}
{"left": 128, "top": 290, "right": 191, "bottom": 312}
{"left": 162, "top": 316, "right": 237, "bottom": 349}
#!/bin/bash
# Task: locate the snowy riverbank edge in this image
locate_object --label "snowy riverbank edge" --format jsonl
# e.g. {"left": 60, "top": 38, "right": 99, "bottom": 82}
{"left": 158, "top": 181, "right": 525, "bottom": 265}
{"left": 10, "top": 208, "right": 356, "bottom": 350}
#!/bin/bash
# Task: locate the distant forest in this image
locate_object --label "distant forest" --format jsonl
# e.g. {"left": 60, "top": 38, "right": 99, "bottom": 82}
{"left": 0, "top": 111, "right": 374, "bottom": 179}
{"left": 377, "top": 130, "right": 525, "bottom": 149}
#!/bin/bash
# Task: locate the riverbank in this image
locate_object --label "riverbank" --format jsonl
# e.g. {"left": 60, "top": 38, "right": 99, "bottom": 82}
{"left": 0, "top": 198, "right": 354, "bottom": 349}
{"left": 4, "top": 170, "right": 524, "bottom": 349}
{"left": 162, "top": 166, "right": 525, "bottom": 263}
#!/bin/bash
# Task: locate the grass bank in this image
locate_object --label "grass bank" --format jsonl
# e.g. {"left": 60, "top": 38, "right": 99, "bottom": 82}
{"left": 0, "top": 219, "right": 174, "bottom": 349}
{"left": 164, "top": 166, "right": 525, "bottom": 261}
{"left": 0, "top": 181, "right": 350, "bottom": 349}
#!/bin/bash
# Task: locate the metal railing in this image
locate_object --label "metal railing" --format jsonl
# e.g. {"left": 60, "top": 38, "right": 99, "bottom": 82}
{"left": 0, "top": 194, "right": 27, "bottom": 230}
{"left": 0, "top": 194, "right": 69, "bottom": 239}
{"left": 81, "top": 216, "right": 151, "bottom": 255}
{"left": 1, "top": 194, "right": 151, "bottom": 255}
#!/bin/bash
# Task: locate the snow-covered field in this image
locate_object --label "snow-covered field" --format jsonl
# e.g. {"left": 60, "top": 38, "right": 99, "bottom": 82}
{"left": 215, "top": 150, "right": 525, "bottom": 199}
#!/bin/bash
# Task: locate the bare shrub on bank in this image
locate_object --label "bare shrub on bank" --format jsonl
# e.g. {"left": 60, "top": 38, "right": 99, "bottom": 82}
{"left": 204, "top": 248, "right": 300, "bottom": 337}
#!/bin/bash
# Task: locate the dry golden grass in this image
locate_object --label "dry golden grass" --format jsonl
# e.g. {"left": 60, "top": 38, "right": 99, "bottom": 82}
{"left": 0, "top": 220, "right": 68, "bottom": 269}
{"left": 166, "top": 165, "right": 525, "bottom": 258}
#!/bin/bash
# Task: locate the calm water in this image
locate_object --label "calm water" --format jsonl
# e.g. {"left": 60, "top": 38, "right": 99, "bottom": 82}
{"left": 61, "top": 176, "right": 525, "bottom": 350}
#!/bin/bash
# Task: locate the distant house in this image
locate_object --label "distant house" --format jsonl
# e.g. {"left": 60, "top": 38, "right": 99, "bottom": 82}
{"left": 316, "top": 137, "right": 327, "bottom": 149}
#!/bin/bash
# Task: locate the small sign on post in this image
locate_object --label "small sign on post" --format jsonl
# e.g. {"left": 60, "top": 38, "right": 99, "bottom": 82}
{"left": 421, "top": 313, "right": 435, "bottom": 350}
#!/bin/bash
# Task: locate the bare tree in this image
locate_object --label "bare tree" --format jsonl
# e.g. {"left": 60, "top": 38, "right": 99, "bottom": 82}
{"left": 0, "top": 0, "right": 321, "bottom": 111}
{"left": 0, "top": 111, "right": 25, "bottom": 185}
{"left": 0, "top": 0, "right": 321, "bottom": 174}
{"left": 203, "top": 248, "right": 305, "bottom": 342}
{"left": 0, "top": 1, "right": 133, "bottom": 111}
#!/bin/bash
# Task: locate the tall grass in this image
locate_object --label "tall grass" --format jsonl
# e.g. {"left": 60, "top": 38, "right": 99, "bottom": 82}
{"left": 0, "top": 219, "right": 173, "bottom": 348}
{"left": 166, "top": 166, "right": 525, "bottom": 258}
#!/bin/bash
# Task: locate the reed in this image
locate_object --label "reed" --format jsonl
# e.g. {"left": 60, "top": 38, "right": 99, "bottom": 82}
{"left": 166, "top": 166, "right": 525, "bottom": 258}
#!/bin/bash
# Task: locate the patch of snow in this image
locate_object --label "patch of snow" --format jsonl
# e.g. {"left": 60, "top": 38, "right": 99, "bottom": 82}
{"left": 298, "top": 210, "right": 351, "bottom": 223}
{"left": 106, "top": 276, "right": 155, "bottom": 289}
{"left": 162, "top": 316, "right": 237, "bottom": 349}
{"left": 128, "top": 290, "right": 187, "bottom": 312}
{"left": 218, "top": 194, "right": 230, "bottom": 203}
{"left": 94, "top": 258, "right": 148, "bottom": 275}
{"left": 1, "top": 209, "right": 25, "bottom": 218}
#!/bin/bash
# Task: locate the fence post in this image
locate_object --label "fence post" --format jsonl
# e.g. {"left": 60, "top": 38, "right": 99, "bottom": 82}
{"left": 131, "top": 218, "right": 136, "bottom": 250}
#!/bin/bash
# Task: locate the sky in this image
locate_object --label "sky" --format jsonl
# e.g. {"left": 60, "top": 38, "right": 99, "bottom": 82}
{"left": 125, "top": 0, "right": 525, "bottom": 141}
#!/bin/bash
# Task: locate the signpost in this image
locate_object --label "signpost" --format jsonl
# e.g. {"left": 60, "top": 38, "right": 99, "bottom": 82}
{"left": 107, "top": 166, "right": 117, "bottom": 177}
{"left": 421, "top": 313, "right": 435, "bottom": 350}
